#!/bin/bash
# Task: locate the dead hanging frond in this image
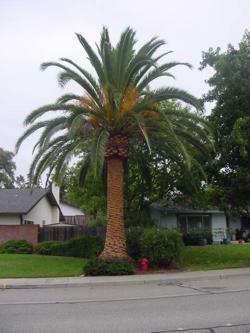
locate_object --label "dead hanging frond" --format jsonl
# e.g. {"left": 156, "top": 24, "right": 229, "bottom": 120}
{"left": 118, "top": 86, "right": 139, "bottom": 118}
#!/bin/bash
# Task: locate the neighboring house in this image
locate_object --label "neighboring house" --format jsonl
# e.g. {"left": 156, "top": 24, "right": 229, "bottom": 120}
{"left": 59, "top": 201, "right": 86, "bottom": 226}
{"left": 150, "top": 201, "right": 227, "bottom": 243}
{"left": 0, "top": 186, "right": 63, "bottom": 226}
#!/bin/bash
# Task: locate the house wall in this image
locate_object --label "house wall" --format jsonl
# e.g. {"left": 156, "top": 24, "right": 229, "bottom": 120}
{"left": 151, "top": 208, "right": 177, "bottom": 229}
{"left": 159, "top": 213, "right": 177, "bottom": 229}
{"left": 0, "top": 214, "right": 20, "bottom": 225}
{"left": 151, "top": 208, "right": 227, "bottom": 243}
{"left": 0, "top": 224, "right": 38, "bottom": 245}
{"left": 23, "top": 197, "right": 59, "bottom": 226}
{"left": 60, "top": 202, "right": 84, "bottom": 216}
{"left": 211, "top": 213, "right": 227, "bottom": 243}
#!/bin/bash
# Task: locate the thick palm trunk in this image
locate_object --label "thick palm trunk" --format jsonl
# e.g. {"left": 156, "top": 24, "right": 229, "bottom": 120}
{"left": 99, "top": 158, "right": 130, "bottom": 262}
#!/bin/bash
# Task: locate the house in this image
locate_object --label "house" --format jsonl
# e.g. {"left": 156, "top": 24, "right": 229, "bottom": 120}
{"left": 0, "top": 184, "right": 87, "bottom": 244}
{"left": 0, "top": 185, "right": 63, "bottom": 226}
{"left": 60, "top": 201, "right": 86, "bottom": 226}
{"left": 0, "top": 184, "right": 63, "bottom": 244}
{"left": 150, "top": 201, "right": 227, "bottom": 243}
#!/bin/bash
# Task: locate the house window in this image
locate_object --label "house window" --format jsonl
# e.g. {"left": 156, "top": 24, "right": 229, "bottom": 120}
{"left": 177, "top": 215, "right": 211, "bottom": 234}
{"left": 23, "top": 220, "right": 34, "bottom": 225}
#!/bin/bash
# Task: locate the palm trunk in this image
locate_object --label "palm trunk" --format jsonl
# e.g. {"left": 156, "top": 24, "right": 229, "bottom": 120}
{"left": 99, "top": 158, "right": 130, "bottom": 262}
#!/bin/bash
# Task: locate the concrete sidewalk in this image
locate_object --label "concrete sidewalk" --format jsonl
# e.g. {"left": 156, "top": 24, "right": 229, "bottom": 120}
{"left": 0, "top": 267, "right": 250, "bottom": 289}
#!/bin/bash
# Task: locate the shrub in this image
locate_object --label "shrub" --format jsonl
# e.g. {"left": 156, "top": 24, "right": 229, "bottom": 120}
{"left": 0, "top": 240, "right": 33, "bottom": 254}
{"left": 140, "top": 228, "right": 184, "bottom": 268}
{"left": 34, "top": 241, "right": 66, "bottom": 255}
{"left": 126, "top": 226, "right": 144, "bottom": 260}
{"left": 66, "top": 236, "right": 104, "bottom": 258}
{"left": 183, "top": 230, "right": 213, "bottom": 246}
{"left": 84, "top": 258, "right": 134, "bottom": 276}
{"left": 34, "top": 236, "right": 104, "bottom": 258}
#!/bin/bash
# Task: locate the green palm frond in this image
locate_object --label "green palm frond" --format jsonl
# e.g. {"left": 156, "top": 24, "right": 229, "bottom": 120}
{"left": 147, "top": 87, "right": 202, "bottom": 110}
{"left": 79, "top": 154, "right": 91, "bottom": 186}
{"left": 56, "top": 94, "right": 82, "bottom": 104}
{"left": 90, "top": 129, "right": 108, "bottom": 177}
{"left": 17, "top": 26, "right": 213, "bottom": 186}
{"left": 76, "top": 33, "right": 105, "bottom": 84}
{"left": 60, "top": 58, "right": 100, "bottom": 92}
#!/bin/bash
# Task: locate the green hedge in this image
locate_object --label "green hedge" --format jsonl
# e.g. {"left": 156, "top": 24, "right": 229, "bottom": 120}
{"left": 0, "top": 240, "right": 33, "bottom": 254}
{"left": 126, "top": 227, "right": 183, "bottom": 268}
{"left": 84, "top": 258, "right": 134, "bottom": 276}
{"left": 34, "top": 236, "right": 104, "bottom": 258}
{"left": 34, "top": 241, "right": 65, "bottom": 256}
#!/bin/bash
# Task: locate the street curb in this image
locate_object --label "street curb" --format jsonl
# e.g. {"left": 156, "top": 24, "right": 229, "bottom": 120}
{"left": 1, "top": 268, "right": 250, "bottom": 289}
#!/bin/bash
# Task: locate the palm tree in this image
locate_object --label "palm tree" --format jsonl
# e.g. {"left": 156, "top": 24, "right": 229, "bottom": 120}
{"left": 16, "top": 27, "right": 212, "bottom": 262}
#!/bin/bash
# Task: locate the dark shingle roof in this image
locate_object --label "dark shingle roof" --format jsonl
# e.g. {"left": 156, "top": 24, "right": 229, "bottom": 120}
{"left": 151, "top": 200, "right": 222, "bottom": 214}
{"left": 0, "top": 188, "right": 56, "bottom": 214}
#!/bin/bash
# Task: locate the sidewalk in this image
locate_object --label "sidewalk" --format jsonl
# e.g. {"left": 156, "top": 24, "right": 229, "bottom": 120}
{"left": 0, "top": 267, "right": 250, "bottom": 289}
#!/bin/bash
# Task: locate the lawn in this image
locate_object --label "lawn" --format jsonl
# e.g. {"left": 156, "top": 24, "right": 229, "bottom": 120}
{"left": 182, "top": 244, "right": 250, "bottom": 270}
{"left": 1, "top": 244, "right": 250, "bottom": 278}
{"left": 0, "top": 254, "right": 86, "bottom": 278}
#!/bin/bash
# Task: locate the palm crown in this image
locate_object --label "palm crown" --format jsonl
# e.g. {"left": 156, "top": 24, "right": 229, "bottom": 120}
{"left": 17, "top": 27, "right": 212, "bottom": 261}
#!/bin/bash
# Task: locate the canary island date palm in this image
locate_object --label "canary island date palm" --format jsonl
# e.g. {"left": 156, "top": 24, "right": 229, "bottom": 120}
{"left": 16, "top": 27, "right": 213, "bottom": 262}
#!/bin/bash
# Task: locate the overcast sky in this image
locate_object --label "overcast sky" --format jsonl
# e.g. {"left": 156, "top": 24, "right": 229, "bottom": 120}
{"left": 0, "top": 0, "right": 249, "bottom": 178}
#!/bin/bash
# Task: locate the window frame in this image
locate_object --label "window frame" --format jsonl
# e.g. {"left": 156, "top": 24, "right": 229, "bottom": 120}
{"left": 177, "top": 214, "right": 211, "bottom": 234}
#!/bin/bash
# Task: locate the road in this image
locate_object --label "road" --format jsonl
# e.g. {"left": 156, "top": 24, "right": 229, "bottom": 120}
{"left": 0, "top": 274, "right": 250, "bottom": 332}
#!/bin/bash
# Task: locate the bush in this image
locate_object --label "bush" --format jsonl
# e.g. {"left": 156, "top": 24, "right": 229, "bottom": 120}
{"left": 183, "top": 230, "right": 213, "bottom": 246}
{"left": 126, "top": 226, "right": 144, "bottom": 260}
{"left": 0, "top": 240, "right": 33, "bottom": 254}
{"left": 66, "top": 236, "right": 104, "bottom": 258}
{"left": 84, "top": 258, "right": 134, "bottom": 276}
{"left": 34, "top": 236, "right": 104, "bottom": 258}
{"left": 34, "top": 241, "right": 66, "bottom": 255}
{"left": 140, "top": 228, "right": 183, "bottom": 268}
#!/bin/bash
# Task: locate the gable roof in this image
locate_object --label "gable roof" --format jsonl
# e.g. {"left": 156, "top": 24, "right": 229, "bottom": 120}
{"left": 0, "top": 188, "right": 63, "bottom": 217}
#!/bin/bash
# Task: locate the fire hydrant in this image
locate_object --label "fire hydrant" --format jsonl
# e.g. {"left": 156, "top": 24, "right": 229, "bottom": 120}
{"left": 139, "top": 257, "right": 149, "bottom": 273}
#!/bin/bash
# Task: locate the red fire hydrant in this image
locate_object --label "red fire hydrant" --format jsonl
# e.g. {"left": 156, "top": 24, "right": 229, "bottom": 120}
{"left": 139, "top": 257, "right": 149, "bottom": 273}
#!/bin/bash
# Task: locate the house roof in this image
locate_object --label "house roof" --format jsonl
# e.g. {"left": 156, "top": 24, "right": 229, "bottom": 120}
{"left": 150, "top": 200, "right": 223, "bottom": 214}
{"left": 0, "top": 188, "right": 64, "bottom": 218}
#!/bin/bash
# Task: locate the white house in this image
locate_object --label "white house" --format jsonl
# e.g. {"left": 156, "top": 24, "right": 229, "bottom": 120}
{"left": 150, "top": 201, "right": 227, "bottom": 243}
{"left": 59, "top": 201, "right": 86, "bottom": 226}
{"left": 0, "top": 186, "right": 63, "bottom": 226}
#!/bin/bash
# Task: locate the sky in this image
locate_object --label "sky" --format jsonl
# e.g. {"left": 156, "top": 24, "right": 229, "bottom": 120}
{"left": 0, "top": 0, "right": 249, "bottom": 178}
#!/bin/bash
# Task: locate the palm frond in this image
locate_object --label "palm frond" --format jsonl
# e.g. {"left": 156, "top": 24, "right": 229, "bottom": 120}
{"left": 147, "top": 87, "right": 203, "bottom": 110}
{"left": 90, "top": 129, "right": 108, "bottom": 177}
{"left": 60, "top": 58, "right": 100, "bottom": 92}
{"left": 56, "top": 94, "right": 82, "bottom": 104}
{"left": 76, "top": 33, "right": 105, "bottom": 83}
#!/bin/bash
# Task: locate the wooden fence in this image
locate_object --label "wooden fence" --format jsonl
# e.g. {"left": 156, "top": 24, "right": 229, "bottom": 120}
{"left": 38, "top": 225, "right": 106, "bottom": 242}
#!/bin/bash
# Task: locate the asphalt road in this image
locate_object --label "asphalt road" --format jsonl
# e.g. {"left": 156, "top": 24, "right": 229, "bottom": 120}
{"left": 1, "top": 275, "right": 250, "bottom": 333}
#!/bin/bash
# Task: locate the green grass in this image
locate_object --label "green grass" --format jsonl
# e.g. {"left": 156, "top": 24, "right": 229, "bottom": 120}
{"left": 182, "top": 244, "right": 250, "bottom": 270}
{"left": 0, "top": 254, "right": 86, "bottom": 278}
{"left": 1, "top": 244, "right": 250, "bottom": 278}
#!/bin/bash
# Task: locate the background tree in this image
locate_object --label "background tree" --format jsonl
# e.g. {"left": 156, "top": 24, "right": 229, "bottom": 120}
{"left": 17, "top": 27, "right": 213, "bottom": 262}
{"left": 201, "top": 31, "right": 250, "bottom": 215}
{"left": 61, "top": 165, "right": 106, "bottom": 220}
{"left": 0, "top": 148, "right": 16, "bottom": 188}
